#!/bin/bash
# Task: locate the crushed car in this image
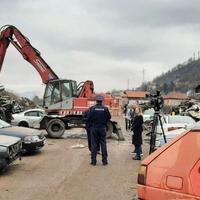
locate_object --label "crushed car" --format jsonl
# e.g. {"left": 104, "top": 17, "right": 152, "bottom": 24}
{"left": 0, "top": 135, "right": 22, "bottom": 171}
{"left": 0, "top": 119, "right": 46, "bottom": 153}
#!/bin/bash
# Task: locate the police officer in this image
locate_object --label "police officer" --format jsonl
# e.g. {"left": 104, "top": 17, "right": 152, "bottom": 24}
{"left": 83, "top": 108, "right": 100, "bottom": 153}
{"left": 87, "top": 95, "right": 111, "bottom": 166}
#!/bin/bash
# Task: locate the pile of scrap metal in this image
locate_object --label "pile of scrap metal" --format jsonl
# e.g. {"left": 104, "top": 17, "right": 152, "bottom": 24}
{"left": 178, "top": 100, "right": 200, "bottom": 121}
{"left": 178, "top": 85, "right": 200, "bottom": 121}
{"left": 0, "top": 96, "right": 14, "bottom": 123}
{"left": 0, "top": 84, "right": 36, "bottom": 123}
{"left": 0, "top": 84, "right": 13, "bottom": 122}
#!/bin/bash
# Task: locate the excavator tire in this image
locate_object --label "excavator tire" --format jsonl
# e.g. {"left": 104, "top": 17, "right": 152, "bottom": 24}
{"left": 106, "top": 121, "right": 113, "bottom": 138}
{"left": 46, "top": 119, "right": 65, "bottom": 138}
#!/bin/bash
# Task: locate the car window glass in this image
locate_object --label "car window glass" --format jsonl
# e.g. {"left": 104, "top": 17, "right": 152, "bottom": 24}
{"left": 24, "top": 111, "right": 38, "bottom": 117}
{"left": 38, "top": 111, "right": 44, "bottom": 117}
{"left": 0, "top": 119, "right": 11, "bottom": 128}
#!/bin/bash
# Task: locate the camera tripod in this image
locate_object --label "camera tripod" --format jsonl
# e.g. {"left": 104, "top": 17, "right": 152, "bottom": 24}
{"left": 149, "top": 110, "right": 167, "bottom": 154}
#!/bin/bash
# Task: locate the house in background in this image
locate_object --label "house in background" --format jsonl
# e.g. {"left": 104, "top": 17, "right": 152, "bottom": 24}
{"left": 122, "top": 90, "right": 149, "bottom": 106}
{"left": 164, "top": 91, "right": 189, "bottom": 106}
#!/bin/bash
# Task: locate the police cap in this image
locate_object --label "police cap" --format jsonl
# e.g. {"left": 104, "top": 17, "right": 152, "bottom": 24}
{"left": 96, "top": 95, "right": 104, "bottom": 102}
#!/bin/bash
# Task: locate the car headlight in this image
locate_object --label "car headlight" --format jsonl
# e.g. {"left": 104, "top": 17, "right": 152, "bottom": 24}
{"left": 0, "top": 146, "right": 8, "bottom": 153}
{"left": 24, "top": 135, "right": 40, "bottom": 143}
{"left": 39, "top": 132, "right": 45, "bottom": 139}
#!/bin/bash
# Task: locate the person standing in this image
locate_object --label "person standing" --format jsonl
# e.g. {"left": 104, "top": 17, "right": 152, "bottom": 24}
{"left": 125, "top": 104, "right": 132, "bottom": 130}
{"left": 83, "top": 109, "right": 92, "bottom": 152}
{"left": 83, "top": 109, "right": 100, "bottom": 153}
{"left": 131, "top": 106, "right": 143, "bottom": 160}
{"left": 87, "top": 95, "right": 111, "bottom": 166}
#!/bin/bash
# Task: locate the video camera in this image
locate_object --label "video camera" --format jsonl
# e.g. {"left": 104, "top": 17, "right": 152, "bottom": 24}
{"left": 146, "top": 90, "right": 164, "bottom": 112}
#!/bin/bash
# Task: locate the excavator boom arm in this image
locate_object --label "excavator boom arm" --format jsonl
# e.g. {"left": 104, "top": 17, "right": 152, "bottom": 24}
{"left": 0, "top": 25, "right": 58, "bottom": 84}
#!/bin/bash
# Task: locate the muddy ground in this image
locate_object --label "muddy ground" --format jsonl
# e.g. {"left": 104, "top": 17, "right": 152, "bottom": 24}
{"left": 0, "top": 116, "right": 149, "bottom": 200}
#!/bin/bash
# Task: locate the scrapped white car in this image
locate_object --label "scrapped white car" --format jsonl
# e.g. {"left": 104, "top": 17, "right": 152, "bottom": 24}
{"left": 143, "top": 108, "right": 154, "bottom": 122}
{"left": 155, "top": 115, "right": 196, "bottom": 148}
{"left": 11, "top": 109, "right": 45, "bottom": 128}
{"left": 156, "top": 115, "right": 196, "bottom": 134}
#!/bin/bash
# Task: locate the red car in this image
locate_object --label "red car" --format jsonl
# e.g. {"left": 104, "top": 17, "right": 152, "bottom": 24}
{"left": 137, "top": 127, "right": 200, "bottom": 200}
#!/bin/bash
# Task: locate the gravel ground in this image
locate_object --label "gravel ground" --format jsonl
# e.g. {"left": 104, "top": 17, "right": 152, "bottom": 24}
{"left": 0, "top": 116, "right": 149, "bottom": 200}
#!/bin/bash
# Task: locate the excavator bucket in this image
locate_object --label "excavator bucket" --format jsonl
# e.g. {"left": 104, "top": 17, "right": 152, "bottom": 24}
{"left": 112, "top": 121, "right": 125, "bottom": 141}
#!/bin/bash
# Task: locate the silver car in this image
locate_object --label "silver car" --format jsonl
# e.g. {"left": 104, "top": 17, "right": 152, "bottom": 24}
{"left": 0, "top": 119, "right": 46, "bottom": 153}
{"left": 0, "top": 135, "right": 22, "bottom": 170}
{"left": 12, "top": 108, "right": 44, "bottom": 128}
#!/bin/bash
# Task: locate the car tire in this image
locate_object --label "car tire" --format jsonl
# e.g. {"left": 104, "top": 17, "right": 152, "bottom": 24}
{"left": 19, "top": 121, "right": 29, "bottom": 128}
{"left": 0, "top": 159, "right": 7, "bottom": 171}
{"left": 46, "top": 119, "right": 65, "bottom": 138}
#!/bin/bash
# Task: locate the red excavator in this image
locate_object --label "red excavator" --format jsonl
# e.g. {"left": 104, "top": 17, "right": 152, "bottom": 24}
{"left": 0, "top": 25, "right": 124, "bottom": 140}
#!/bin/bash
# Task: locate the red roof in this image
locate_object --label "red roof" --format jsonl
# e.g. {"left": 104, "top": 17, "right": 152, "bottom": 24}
{"left": 123, "top": 91, "right": 149, "bottom": 98}
{"left": 164, "top": 92, "right": 189, "bottom": 100}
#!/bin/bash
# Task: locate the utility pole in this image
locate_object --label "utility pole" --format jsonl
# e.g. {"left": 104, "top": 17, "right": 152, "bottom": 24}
{"left": 142, "top": 68, "right": 145, "bottom": 83}
{"left": 127, "top": 79, "right": 130, "bottom": 90}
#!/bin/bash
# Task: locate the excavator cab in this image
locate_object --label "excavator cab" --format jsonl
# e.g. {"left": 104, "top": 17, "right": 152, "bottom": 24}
{"left": 43, "top": 79, "right": 78, "bottom": 109}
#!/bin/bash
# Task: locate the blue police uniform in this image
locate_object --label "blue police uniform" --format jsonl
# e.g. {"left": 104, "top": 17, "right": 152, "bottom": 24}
{"left": 87, "top": 96, "right": 111, "bottom": 165}
{"left": 83, "top": 108, "right": 100, "bottom": 152}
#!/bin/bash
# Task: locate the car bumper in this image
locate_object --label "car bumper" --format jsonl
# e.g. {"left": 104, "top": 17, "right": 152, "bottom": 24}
{"left": 23, "top": 138, "right": 46, "bottom": 152}
{"left": 7, "top": 151, "right": 21, "bottom": 164}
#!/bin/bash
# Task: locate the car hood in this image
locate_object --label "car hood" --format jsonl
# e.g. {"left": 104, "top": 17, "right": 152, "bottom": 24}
{"left": 0, "top": 126, "right": 41, "bottom": 139}
{"left": 0, "top": 135, "right": 21, "bottom": 147}
{"left": 12, "top": 113, "right": 23, "bottom": 117}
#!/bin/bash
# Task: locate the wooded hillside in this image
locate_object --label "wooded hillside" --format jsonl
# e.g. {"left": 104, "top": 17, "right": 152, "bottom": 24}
{"left": 138, "top": 59, "right": 200, "bottom": 94}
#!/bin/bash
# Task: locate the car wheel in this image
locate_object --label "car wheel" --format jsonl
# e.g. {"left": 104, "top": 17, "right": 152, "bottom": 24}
{"left": 19, "top": 121, "right": 29, "bottom": 127}
{"left": 0, "top": 159, "right": 7, "bottom": 171}
{"left": 46, "top": 119, "right": 65, "bottom": 138}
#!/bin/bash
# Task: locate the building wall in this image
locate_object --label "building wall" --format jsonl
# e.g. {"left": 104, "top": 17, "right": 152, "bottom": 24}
{"left": 165, "top": 99, "right": 184, "bottom": 106}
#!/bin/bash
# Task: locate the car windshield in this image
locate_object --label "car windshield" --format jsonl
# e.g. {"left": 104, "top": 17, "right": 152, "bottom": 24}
{"left": 0, "top": 119, "right": 11, "bottom": 128}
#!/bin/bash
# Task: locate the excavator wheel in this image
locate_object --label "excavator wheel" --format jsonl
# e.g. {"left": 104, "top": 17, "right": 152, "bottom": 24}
{"left": 46, "top": 119, "right": 65, "bottom": 138}
{"left": 106, "top": 121, "right": 113, "bottom": 138}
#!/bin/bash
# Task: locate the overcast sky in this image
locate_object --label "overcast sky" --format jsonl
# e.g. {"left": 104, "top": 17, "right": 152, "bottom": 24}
{"left": 1, "top": 0, "right": 200, "bottom": 97}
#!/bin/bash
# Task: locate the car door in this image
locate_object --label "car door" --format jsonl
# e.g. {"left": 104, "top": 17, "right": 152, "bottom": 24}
{"left": 24, "top": 111, "right": 41, "bottom": 128}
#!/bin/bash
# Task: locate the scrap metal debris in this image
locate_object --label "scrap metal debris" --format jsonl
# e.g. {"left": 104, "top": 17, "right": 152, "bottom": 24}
{"left": 71, "top": 144, "right": 86, "bottom": 149}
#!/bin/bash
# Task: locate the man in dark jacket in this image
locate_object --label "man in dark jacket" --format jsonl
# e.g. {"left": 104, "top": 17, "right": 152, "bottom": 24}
{"left": 87, "top": 95, "right": 111, "bottom": 166}
{"left": 83, "top": 109, "right": 100, "bottom": 153}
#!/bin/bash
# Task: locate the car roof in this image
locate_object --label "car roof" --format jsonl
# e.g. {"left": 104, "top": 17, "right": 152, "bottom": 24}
{"left": 24, "top": 108, "right": 44, "bottom": 112}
